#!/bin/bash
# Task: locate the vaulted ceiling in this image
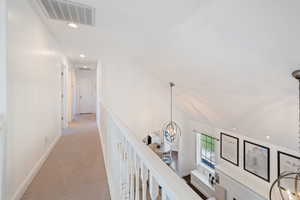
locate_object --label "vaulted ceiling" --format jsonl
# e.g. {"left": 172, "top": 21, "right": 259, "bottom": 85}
{"left": 33, "top": 0, "right": 300, "bottom": 151}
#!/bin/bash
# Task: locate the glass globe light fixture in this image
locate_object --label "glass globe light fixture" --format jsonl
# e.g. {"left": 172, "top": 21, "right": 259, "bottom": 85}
{"left": 162, "top": 82, "right": 181, "bottom": 143}
{"left": 269, "top": 70, "right": 300, "bottom": 200}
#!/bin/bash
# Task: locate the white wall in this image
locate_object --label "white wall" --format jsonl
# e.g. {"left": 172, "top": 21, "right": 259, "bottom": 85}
{"left": 6, "top": 1, "right": 63, "bottom": 199}
{"left": 0, "top": 0, "right": 7, "bottom": 199}
{"left": 0, "top": 0, "right": 7, "bottom": 116}
{"left": 96, "top": 61, "right": 102, "bottom": 128}
{"left": 177, "top": 120, "right": 198, "bottom": 176}
{"left": 215, "top": 129, "right": 299, "bottom": 199}
{"left": 98, "top": 59, "right": 194, "bottom": 176}
{"left": 191, "top": 120, "right": 300, "bottom": 199}
{"left": 100, "top": 60, "right": 174, "bottom": 139}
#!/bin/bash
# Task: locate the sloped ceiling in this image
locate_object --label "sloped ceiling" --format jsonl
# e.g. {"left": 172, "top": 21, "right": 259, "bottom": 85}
{"left": 33, "top": 0, "right": 300, "bottom": 151}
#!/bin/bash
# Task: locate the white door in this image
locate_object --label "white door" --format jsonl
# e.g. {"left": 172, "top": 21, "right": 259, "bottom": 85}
{"left": 78, "top": 70, "right": 96, "bottom": 114}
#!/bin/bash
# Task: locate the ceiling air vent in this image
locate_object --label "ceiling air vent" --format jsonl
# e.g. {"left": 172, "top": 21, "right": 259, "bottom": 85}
{"left": 37, "top": 0, "right": 95, "bottom": 26}
{"left": 79, "top": 68, "right": 91, "bottom": 71}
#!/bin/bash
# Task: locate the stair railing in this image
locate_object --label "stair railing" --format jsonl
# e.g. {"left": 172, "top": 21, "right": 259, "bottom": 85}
{"left": 98, "top": 104, "right": 203, "bottom": 200}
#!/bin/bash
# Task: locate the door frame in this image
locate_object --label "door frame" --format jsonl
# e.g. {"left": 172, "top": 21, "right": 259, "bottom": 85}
{"left": 0, "top": 0, "right": 7, "bottom": 199}
{"left": 61, "top": 64, "right": 68, "bottom": 129}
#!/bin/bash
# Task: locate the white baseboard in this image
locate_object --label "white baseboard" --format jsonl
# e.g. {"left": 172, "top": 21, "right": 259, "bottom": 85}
{"left": 10, "top": 135, "right": 61, "bottom": 200}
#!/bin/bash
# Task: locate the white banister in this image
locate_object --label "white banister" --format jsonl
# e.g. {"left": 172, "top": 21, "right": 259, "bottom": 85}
{"left": 98, "top": 104, "right": 203, "bottom": 200}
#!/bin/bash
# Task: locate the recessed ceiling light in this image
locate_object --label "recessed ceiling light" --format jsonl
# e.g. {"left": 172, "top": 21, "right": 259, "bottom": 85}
{"left": 68, "top": 22, "right": 78, "bottom": 29}
{"left": 266, "top": 135, "right": 270, "bottom": 140}
{"left": 79, "top": 54, "right": 86, "bottom": 58}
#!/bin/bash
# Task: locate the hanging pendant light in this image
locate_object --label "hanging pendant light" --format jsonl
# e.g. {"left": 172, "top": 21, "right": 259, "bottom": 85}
{"left": 162, "top": 82, "right": 181, "bottom": 143}
{"left": 269, "top": 70, "right": 300, "bottom": 200}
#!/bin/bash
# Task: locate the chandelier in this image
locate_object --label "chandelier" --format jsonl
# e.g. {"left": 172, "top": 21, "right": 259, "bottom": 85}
{"left": 162, "top": 82, "right": 181, "bottom": 143}
{"left": 269, "top": 70, "right": 300, "bottom": 200}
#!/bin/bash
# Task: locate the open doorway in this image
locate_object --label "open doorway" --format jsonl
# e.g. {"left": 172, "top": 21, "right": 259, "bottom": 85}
{"left": 60, "top": 61, "right": 75, "bottom": 129}
{"left": 60, "top": 61, "right": 97, "bottom": 128}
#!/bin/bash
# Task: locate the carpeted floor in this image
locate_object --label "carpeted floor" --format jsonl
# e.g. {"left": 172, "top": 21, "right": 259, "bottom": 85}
{"left": 21, "top": 114, "right": 111, "bottom": 200}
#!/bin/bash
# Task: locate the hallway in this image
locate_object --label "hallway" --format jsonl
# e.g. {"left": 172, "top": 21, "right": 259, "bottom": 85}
{"left": 21, "top": 115, "right": 110, "bottom": 200}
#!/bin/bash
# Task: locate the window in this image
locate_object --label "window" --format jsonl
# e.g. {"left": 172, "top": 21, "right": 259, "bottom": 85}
{"left": 196, "top": 133, "right": 216, "bottom": 169}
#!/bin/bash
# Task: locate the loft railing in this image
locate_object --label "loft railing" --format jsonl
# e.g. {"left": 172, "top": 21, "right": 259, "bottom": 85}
{"left": 98, "top": 104, "right": 203, "bottom": 200}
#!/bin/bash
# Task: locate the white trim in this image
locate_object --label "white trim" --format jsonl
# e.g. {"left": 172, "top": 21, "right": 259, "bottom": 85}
{"left": 0, "top": 116, "right": 6, "bottom": 200}
{"left": 198, "top": 162, "right": 215, "bottom": 174}
{"left": 61, "top": 63, "right": 68, "bottom": 129}
{"left": 96, "top": 124, "right": 118, "bottom": 200}
{"left": 191, "top": 169, "right": 214, "bottom": 197}
{"left": 0, "top": 0, "right": 7, "bottom": 199}
{"left": 10, "top": 135, "right": 61, "bottom": 200}
{"left": 96, "top": 63, "right": 118, "bottom": 198}
{"left": 196, "top": 133, "right": 216, "bottom": 172}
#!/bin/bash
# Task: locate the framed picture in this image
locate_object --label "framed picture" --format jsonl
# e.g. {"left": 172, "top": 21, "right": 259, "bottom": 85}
{"left": 220, "top": 133, "right": 239, "bottom": 166}
{"left": 278, "top": 151, "right": 300, "bottom": 191}
{"left": 244, "top": 140, "right": 270, "bottom": 182}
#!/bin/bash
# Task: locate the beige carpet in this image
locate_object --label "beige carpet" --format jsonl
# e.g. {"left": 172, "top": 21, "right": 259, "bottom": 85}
{"left": 22, "top": 114, "right": 111, "bottom": 200}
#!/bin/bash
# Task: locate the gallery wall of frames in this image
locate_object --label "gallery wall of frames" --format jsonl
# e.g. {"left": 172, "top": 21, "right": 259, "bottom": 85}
{"left": 216, "top": 130, "right": 300, "bottom": 198}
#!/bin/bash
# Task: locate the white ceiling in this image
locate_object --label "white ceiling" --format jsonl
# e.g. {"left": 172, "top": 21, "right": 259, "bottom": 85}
{"left": 33, "top": 0, "right": 300, "bottom": 151}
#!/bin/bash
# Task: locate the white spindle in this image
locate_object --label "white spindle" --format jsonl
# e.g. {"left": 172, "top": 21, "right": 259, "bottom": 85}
{"left": 129, "top": 147, "right": 135, "bottom": 200}
{"left": 135, "top": 154, "right": 140, "bottom": 200}
{"left": 149, "top": 173, "right": 159, "bottom": 200}
{"left": 122, "top": 141, "right": 130, "bottom": 199}
{"left": 118, "top": 141, "right": 124, "bottom": 199}
{"left": 162, "top": 189, "right": 169, "bottom": 200}
{"left": 140, "top": 163, "right": 148, "bottom": 200}
{"left": 119, "top": 138, "right": 124, "bottom": 199}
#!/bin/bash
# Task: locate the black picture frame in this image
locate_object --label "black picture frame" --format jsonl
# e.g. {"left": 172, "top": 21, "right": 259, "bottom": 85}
{"left": 278, "top": 151, "right": 300, "bottom": 184}
{"left": 244, "top": 140, "right": 270, "bottom": 182}
{"left": 220, "top": 132, "right": 239, "bottom": 166}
